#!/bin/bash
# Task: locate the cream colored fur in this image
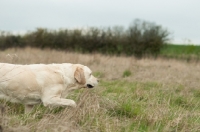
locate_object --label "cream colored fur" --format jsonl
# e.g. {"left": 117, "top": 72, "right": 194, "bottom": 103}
{"left": 0, "top": 63, "right": 98, "bottom": 113}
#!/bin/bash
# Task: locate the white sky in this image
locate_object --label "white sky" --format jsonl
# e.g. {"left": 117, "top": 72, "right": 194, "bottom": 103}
{"left": 0, "top": 0, "right": 200, "bottom": 44}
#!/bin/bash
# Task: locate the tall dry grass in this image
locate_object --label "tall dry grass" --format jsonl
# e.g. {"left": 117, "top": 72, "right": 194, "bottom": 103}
{"left": 1, "top": 47, "right": 199, "bottom": 87}
{"left": 0, "top": 47, "right": 200, "bottom": 131}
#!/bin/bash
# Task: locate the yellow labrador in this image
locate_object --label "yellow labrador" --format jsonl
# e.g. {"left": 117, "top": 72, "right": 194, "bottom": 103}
{"left": 0, "top": 63, "right": 98, "bottom": 113}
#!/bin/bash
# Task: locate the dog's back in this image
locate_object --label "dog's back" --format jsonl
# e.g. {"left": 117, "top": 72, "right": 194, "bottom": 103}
{"left": 0, "top": 63, "right": 65, "bottom": 104}
{"left": 0, "top": 63, "right": 40, "bottom": 104}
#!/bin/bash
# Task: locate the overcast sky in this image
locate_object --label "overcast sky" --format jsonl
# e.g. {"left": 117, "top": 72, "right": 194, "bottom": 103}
{"left": 0, "top": 0, "right": 200, "bottom": 44}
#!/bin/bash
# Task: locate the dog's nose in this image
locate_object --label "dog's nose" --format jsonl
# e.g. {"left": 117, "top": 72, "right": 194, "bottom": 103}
{"left": 87, "top": 84, "right": 94, "bottom": 88}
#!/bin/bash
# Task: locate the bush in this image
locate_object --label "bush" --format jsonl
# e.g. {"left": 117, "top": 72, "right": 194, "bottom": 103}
{"left": 0, "top": 31, "right": 23, "bottom": 49}
{"left": 0, "top": 19, "right": 170, "bottom": 57}
{"left": 123, "top": 70, "right": 132, "bottom": 77}
{"left": 126, "top": 19, "right": 170, "bottom": 57}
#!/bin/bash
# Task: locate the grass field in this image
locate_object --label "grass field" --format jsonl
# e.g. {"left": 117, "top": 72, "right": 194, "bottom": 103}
{"left": 0, "top": 47, "right": 200, "bottom": 132}
{"left": 160, "top": 44, "right": 200, "bottom": 60}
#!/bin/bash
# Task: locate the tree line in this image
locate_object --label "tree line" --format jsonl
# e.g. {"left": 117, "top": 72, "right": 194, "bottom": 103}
{"left": 0, "top": 20, "right": 170, "bottom": 58}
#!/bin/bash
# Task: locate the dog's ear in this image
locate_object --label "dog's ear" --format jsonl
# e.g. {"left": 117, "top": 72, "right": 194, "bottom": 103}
{"left": 74, "top": 67, "right": 86, "bottom": 84}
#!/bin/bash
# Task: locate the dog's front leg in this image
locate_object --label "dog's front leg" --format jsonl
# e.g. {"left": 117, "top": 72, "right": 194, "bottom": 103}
{"left": 42, "top": 97, "right": 77, "bottom": 108}
{"left": 42, "top": 85, "right": 77, "bottom": 108}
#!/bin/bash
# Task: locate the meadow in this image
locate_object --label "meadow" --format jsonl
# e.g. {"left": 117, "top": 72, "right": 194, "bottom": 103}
{"left": 160, "top": 44, "right": 200, "bottom": 61}
{"left": 0, "top": 47, "right": 200, "bottom": 132}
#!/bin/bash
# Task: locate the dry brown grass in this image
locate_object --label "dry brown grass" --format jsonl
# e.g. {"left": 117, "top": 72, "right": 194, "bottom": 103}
{"left": 0, "top": 47, "right": 200, "bottom": 132}
{"left": 1, "top": 47, "right": 199, "bottom": 88}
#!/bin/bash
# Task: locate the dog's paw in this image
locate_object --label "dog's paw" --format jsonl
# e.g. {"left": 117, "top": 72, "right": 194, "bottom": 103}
{"left": 69, "top": 100, "right": 77, "bottom": 108}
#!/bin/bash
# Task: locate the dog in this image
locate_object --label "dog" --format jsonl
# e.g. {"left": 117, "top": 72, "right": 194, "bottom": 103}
{"left": 0, "top": 63, "right": 98, "bottom": 113}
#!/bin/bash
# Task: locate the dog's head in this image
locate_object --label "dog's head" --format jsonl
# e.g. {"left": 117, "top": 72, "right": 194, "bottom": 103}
{"left": 74, "top": 65, "right": 98, "bottom": 88}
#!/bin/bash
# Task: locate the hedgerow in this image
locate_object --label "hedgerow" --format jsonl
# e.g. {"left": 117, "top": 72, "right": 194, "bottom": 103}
{"left": 0, "top": 20, "right": 170, "bottom": 57}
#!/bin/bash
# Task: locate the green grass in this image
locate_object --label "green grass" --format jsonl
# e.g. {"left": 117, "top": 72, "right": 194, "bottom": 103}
{"left": 1, "top": 79, "right": 200, "bottom": 131}
{"left": 93, "top": 71, "right": 105, "bottom": 78}
{"left": 160, "top": 44, "right": 200, "bottom": 60}
{"left": 0, "top": 47, "right": 200, "bottom": 131}
{"left": 122, "top": 70, "right": 132, "bottom": 78}
{"left": 98, "top": 80, "right": 200, "bottom": 131}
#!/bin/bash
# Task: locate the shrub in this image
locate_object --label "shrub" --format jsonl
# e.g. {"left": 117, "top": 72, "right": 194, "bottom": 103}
{"left": 0, "top": 19, "right": 170, "bottom": 57}
{"left": 126, "top": 19, "right": 170, "bottom": 57}
{"left": 123, "top": 70, "right": 132, "bottom": 77}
